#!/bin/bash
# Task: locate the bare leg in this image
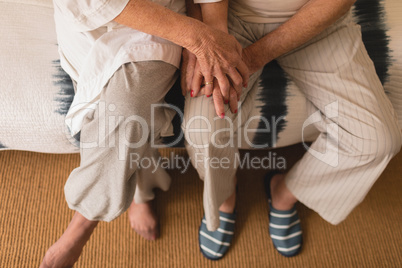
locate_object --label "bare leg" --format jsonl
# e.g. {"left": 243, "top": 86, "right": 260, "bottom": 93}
{"left": 128, "top": 199, "right": 158, "bottom": 240}
{"left": 40, "top": 212, "right": 98, "bottom": 268}
{"left": 219, "top": 176, "right": 237, "bottom": 214}
{"left": 270, "top": 173, "right": 297, "bottom": 210}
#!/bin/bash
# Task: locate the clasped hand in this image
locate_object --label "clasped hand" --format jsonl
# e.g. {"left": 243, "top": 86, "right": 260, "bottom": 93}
{"left": 181, "top": 31, "right": 249, "bottom": 118}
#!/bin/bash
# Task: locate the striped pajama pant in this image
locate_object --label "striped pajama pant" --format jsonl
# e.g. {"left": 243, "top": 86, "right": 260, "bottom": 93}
{"left": 182, "top": 11, "right": 402, "bottom": 231}
{"left": 64, "top": 62, "right": 177, "bottom": 221}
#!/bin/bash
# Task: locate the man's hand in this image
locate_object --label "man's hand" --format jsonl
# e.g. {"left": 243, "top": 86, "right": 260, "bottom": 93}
{"left": 211, "top": 79, "right": 239, "bottom": 118}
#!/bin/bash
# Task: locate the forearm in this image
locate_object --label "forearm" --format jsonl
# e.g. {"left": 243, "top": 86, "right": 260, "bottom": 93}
{"left": 185, "top": 0, "right": 228, "bottom": 32}
{"left": 200, "top": 0, "right": 228, "bottom": 33}
{"left": 186, "top": 0, "right": 202, "bottom": 21}
{"left": 245, "top": 0, "right": 356, "bottom": 71}
{"left": 114, "top": 0, "right": 208, "bottom": 53}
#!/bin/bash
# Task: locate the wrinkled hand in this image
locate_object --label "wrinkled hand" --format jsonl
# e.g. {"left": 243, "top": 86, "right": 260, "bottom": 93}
{"left": 189, "top": 77, "right": 239, "bottom": 118}
{"left": 181, "top": 54, "right": 241, "bottom": 117}
{"left": 189, "top": 28, "right": 249, "bottom": 101}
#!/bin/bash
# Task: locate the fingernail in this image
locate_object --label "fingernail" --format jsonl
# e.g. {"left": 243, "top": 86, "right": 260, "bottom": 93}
{"left": 206, "top": 94, "right": 211, "bottom": 98}
{"left": 224, "top": 100, "right": 229, "bottom": 104}
{"left": 243, "top": 83, "right": 248, "bottom": 88}
{"left": 220, "top": 113, "right": 225, "bottom": 118}
{"left": 234, "top": 109, "right": 238, "bottom": 114}
{"left": 190, "top": 90, "right": 194, "bottom": 97}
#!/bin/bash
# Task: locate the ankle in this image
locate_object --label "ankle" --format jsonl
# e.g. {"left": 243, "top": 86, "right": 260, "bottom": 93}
{"left": 64, "top": 213, "right": 98, "bottom": 243}
{"left": 219, "top": 191, "right": 236, "bottom": 214}
{"left": 270, "top": 174, "right": 297, "bottom": 210}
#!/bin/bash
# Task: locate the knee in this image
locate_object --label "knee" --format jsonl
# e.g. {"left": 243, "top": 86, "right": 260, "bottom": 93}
{"left": 359, "top": 120, "right": 402, "bottom": 163}
{"left": 376, "top": 121, "right": 402, "bottom": 159}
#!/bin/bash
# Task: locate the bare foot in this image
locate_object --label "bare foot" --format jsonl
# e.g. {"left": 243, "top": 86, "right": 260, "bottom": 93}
{"left": 270, "top": 173, "right": 297, "bottom": 211}
{"left": 219, "top": 176, "right": 236, "bottom": 214}
{"left": 40, "top": 212, "right": 98, "bottom": 268}
{"left": 128, "top": 200, "right": 159, "bottom": 240}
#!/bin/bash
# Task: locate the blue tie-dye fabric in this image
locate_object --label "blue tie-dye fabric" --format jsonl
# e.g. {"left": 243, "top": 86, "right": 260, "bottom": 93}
{"left": 51, "top": 60, "right": 184, "bottom": 146}
{"left": 253, "top": 61, "right": 288, "bottom": 148}
{"left": 353, "top": 0, "right": 391, "bottom": 85}
{"left": 53, "top": 60, "right": 74, "bottom": 116}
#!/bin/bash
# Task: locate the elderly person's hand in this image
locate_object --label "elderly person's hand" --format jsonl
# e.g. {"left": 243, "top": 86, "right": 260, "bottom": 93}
{"left": 114, "top": 0, "right": 248, "bottom": 117}
{"left": 180, "top": 0, "right": 247, "bottom": 118}
{"left": 187, "top": 27, "right": 248, "bottom": 102}
{"left": 181, "top": 48, "right": 242, "bottom": 118}
{"left": 181, "top": 36, "right": 246, "bottom": 117}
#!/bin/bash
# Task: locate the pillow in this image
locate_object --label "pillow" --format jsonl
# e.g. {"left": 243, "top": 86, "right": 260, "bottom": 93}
{"left": 0, "top": 0, "right": 78, "bottom": 153}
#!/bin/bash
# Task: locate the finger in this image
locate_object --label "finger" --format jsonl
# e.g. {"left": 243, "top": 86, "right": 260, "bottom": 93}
{"left": 181, "top": 77, "right": 187, "bottom": 96}
{"left": 185, "top": 52, "right": 197, "bottom": 93}
{"left": 236, "top": 60, "right": 250, "bottom": 88}
{"left": 181, "top": 74, "right": 187, "bottom": 96}
{"left": 180, "top": 52, "right": 189, "bottom": 96}
{"left": 204, "top": 78, "right": 214, "bottom": 98}
{"left": 198, "top": 86, "right": 206, "bottom": 96}
{"left": 201, "top": 74, "right": 214, "bottom": 98}
{"left": 235, "top": 82, "right": 243, "bottom": 102}
{"left": 197, "top": 85, "right": 210, "bottom": 96}
{"left": 229, "top": 87, "right": 238, "bottom": 114}
{"left": 191, "top": 62, "right": 204, "bottom": 98}
{"left": 196, "top": 57, "right": 216, "bottom": 97}
{"left": 227, "top": 67, "right": 243, "bottom": 99}
{"left": 212, "top": 89, "right": 225, "bottom": 118}
{"left": 215, "top": 72, "right": 230, "bottom": 102}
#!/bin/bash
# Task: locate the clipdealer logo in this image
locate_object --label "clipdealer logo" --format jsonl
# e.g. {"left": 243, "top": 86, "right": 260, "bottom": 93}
{"left": 64, "top": 100, "right": 340, "bottom": 169}
{"left": 302, "top": 101, "right": 339, "bottom": 167}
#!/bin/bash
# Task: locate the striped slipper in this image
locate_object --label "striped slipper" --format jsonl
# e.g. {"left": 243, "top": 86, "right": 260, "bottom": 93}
{"left": 198, "top": 211, "right": 236, "bottom": 260}
{"left": 264, "top": 171, "right": 302, "bottom": 257}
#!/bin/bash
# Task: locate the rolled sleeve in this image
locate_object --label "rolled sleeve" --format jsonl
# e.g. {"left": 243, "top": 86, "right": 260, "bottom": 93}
{"left": 54, "top": 0, "right": 130, "bottom": 31}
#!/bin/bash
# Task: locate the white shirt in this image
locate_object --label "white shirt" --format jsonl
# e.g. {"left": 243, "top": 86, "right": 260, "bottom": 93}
{"left": 53, "top": 0, "right": 185, "bottom": 136}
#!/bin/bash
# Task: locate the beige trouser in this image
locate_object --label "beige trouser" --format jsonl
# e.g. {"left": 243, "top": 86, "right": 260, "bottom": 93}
{"left": 64, "top": 61, "right": 177, "bottom": 221}
{"left": 183, "top": 11, "right": 402, "bottom": 231}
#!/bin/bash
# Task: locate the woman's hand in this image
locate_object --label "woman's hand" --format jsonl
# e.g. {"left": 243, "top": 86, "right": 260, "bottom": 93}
{"left": 188, "top": 27, "right": 248, "bottom": 102}
{"left": 181, "top": 50, "right": 242, "bottom": 118}
{"left": 181, "top": 48, "right": 197, "bottom": 96}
